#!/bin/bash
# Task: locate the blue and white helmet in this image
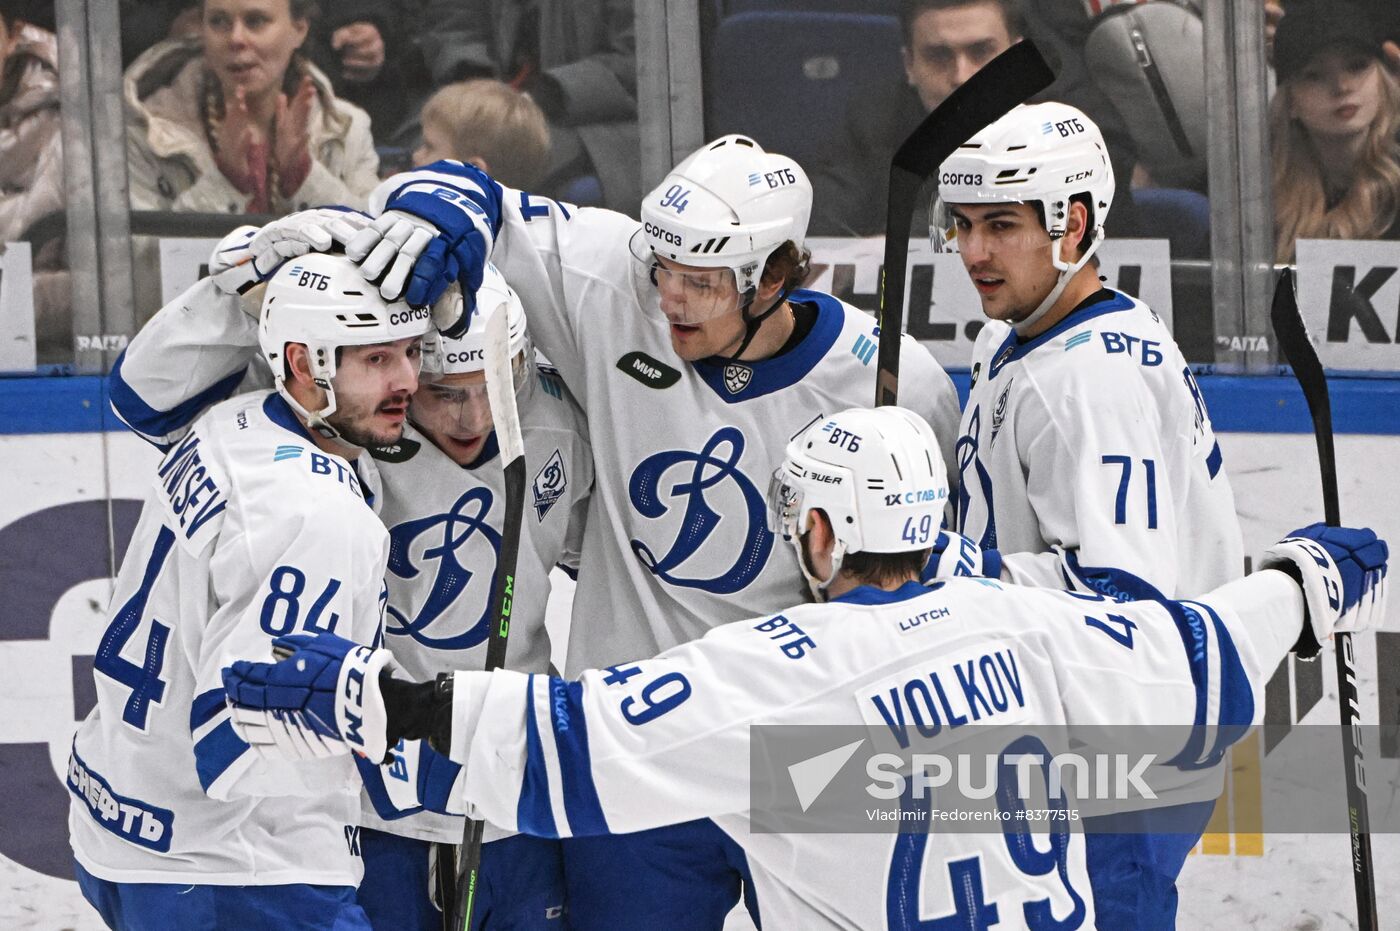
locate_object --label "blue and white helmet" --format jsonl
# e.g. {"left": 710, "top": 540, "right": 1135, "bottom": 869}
{"left": 768, "top": 406, "right": 949, "bottom": 597}
{"left": 259, "top": 251, "right": 435, "bottom": 434}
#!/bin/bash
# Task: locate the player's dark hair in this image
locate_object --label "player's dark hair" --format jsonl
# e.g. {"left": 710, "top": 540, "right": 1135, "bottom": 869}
{"left": 842, "top": 548, "right": 931, "bottom": 588}
{"left": 899, "top": 0, "right": 1026, "bottom": 47}
{"left": 760, "top": 241, "right": 811, "bottom": 293}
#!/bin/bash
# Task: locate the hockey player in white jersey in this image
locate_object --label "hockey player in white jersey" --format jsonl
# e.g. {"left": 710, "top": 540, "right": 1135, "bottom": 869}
{"left": 924, "top": 102, "right": 1245, "bottom": 927}
{"left": 105, "top": 227, "right": 589, "bottom": 929}
{"left": 68, "top": 252, "right": 432, "bottom": 929}
{"left": 218, "top": 405, "right": 1390, "bottom": 931}
{"left": 317, "top": 135, "right": 963, "bottom": 927}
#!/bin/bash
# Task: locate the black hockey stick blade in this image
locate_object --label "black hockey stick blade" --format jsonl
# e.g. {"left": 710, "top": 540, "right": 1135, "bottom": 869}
{"left": 1269, "top": 267, "right": 1378, "bottom": 931}
{"left": 876, "top": 40, "right": 1055, "bottom": 406}
{"left": 450, "top": 302, "right": 529, "bottom": 931}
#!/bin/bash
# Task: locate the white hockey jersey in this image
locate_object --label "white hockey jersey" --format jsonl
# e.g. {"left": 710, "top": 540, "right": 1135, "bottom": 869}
{"left": 371, "top": 166, "right": 964, "bottom": 672}
{"left": 107, "top": 277, "right": 594, "bottom": 846}
{"left": 442, "top": 572, "right": 1301, "bottom": 930}
{"left": 69, "top": 390, "right": 389, "bottom": 886}
{"left": 955, "top": 289, "right": 1242, "bottom": 599}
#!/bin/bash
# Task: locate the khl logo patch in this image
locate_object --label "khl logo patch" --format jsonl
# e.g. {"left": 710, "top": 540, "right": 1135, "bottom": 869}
{"left": 532, "top": 449, "right": 568, "bottom": 521}
{"left": 723, "top": 363, "right": 752, "bottom": 395}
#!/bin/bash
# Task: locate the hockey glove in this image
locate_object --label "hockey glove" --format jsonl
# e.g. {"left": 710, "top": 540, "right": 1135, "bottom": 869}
{"left": 222, "top": 632, "right": 397, "bottom": 763}
{"left": 923, "top": 530, "right": 1003, "bottom": 581}
{"left": 208, "top": 207, "right": 372, "bottom": 298}
{"left": 1261, "top": 524, "right": 1389, "bottom": 658}
{"left": 359, "top": 737, "right": 467, "bottom": 821}
{"left": 348, "top": 162, "right": 503, "bottom": 333}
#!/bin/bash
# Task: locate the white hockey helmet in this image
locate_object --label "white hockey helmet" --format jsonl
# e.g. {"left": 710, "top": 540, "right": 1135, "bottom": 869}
{"left": 632, "top": 134, "right": 812, "bottom": 320}
{"left": 414, "top": 265, "right": 532, "bottom": 438}
{"left": 933, "top": 102, "right": 1114, "bottom": 331}
{"left": 767, "top": 406, "right": 949, "bottom": 598}
{"left": 259, "top": 251, "right": 435, "bottom": 436}
{"left": 420, "top": 264, "right": 530, "bottom": 380}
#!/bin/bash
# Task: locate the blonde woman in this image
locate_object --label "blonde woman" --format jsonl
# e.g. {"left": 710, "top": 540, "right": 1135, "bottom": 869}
{"left": 1271, "top": 0, "right": 1400, "bottom": 262}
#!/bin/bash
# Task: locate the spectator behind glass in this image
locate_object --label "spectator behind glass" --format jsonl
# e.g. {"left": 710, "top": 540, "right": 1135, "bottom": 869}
{"left": 413, "top": 0, "right": 639, "bottom": 212}
{"left": 811, "top": 0, "right": 1023, "bottom": 236}
{"left": 0, "top": 1, "right": 70, "bottom": 363}
{"left": 124, "top": 0, "right": 379, "bottom": 216}
{"left": 414, "top": 79, "right": 550, "bottom": 191}
{"left": 1270, "top": 0, "right": 1400, "bottom": 262}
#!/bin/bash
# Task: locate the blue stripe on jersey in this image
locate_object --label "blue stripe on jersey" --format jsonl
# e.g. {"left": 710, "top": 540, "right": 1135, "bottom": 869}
{"left": 1206, "top": 440, "right": 1223, "bottom": 479}
{"left": 834, "top": 580, "right": 929, "bottom": 606}
{"left": 989, "top": 290, "right": 1136, "bottom": 378}
{"left": 461, "top": 431, "right": 500, "bottom": 470}
{"left": 1162, "top": 600, "right": 1211, "bottom": 768}
{"left": 262, "top": 394, "right": 317, "bottom": 442}
{"left": 517, "top": 676, "right": 560, "bottom": 838}
{"left": 193, "top": 720, "right": 250, "bottom": 792}
{"left": 189, "top": 688, "right": 227, "bottom": 732}
{"left": 1063, "top": 550, "right": 1168, "bottom": 604}
{"left": 108, "top": 351, "right": 247, "bottom": 449}
{"left": 1200, "top": 600, "right": 1255, "bottom": 763}
{"left": 547, "top": 678, "right": 610, "bottom": 836}
{"left": 691, "top": 292, "right": 843, "bottom": 403}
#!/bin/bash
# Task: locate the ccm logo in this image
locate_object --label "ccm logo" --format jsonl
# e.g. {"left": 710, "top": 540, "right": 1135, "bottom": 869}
{"left": 940, "top": 172, "right": 982, "bottom": 186}
{"left": 445, "top": 349, "right": 484, "bottom": 363}
{"left": 645, "top": 222, "right": 682, "bottom": 247}
{"left": 1064, "top": 170, "right": 1093, "bottom": 184}
{"left": 389, "top": 308, "right": 430, "bottom": 325}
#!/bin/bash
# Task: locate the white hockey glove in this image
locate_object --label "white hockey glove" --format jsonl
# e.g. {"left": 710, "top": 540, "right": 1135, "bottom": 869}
{"left": 924, "top": 530, "right": 1002, "bottom": 581}
{"left": 208, "top": 207, "right": 373, "bottom": 299}
{"left": 1261, "top": 524, "right": 1389, "bottom": 658}
{"left": 222, "top": 633, "right": 397, "bottom": 763}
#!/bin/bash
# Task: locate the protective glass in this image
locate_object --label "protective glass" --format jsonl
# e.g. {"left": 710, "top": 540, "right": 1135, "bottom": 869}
{"left": 929, "top": 196, "right": 1059, "bottom": 259}
{"left": 628, "top": 230, "right": 743, "bottom": 325}
{"left": 410, "top": 351, "right": 531, "bottom": 437}
{"left": 766, "top": 465, "right": 803, "bottom": 538}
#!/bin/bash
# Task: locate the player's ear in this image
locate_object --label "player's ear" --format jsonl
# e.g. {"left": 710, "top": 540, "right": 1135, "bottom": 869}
{"left": 284, "top": 342, "right": 314, "bottom": 385}
{"left": 1065, "top": 200, "right": 1090, "bottom": 259}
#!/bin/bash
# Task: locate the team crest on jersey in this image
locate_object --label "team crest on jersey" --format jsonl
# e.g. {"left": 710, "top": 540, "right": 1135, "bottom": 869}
{"left": 723, "top": 363, "right": 752, "bottom": 395}
{"left": 532, "top": 449, "right": 568, "bottom": 521}
{"left": 385, "top": 488, "right": 501, "bottom": 649}
{"left": 989, "top": 379, "right": 1013, "bottom": 449}
{"left": 628, "top": 426, "right": 773, "bottom": 594}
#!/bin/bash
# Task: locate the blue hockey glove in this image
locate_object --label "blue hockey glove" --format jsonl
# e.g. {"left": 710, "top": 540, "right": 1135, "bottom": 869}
{"left": 222, "top": 632, "right": 397, "bottom": 763}
{"left": 347, "top": 161, "right": 504, "bottom": 335}
{"left": 1262, "top": 524, "right": 1389, "bottom": 657}
{"left": 923, "top": 530, "right": 1003, "bottom": 581}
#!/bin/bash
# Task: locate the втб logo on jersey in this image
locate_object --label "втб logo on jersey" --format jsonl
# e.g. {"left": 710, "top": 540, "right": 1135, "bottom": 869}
{"left": 385, "top": 488, "right": 501, "bottom": 649}
{"left": 628, "top": 427, "right": 773, "bottom": 594}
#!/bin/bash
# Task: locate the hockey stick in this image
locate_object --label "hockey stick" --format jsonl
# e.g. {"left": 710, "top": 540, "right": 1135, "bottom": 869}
{"left": 1269, "top": 267, "right": 1378, "bottom": 931}
{"left": 437, "top": 302, "right": 528, "bottom": 931}
{"left": 875, "top": 39, "right": 1055, "bottom": 406}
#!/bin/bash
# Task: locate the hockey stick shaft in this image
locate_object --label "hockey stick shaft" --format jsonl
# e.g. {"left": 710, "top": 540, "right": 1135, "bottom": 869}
{"left": 446, "top": 304, "right": 528, "bottom": 931}
{"left": 875, "top": 40, "right": 1055, "bottom": 406}
{"left": 1269, "top": 267, "right": 1377, "bottom": 930}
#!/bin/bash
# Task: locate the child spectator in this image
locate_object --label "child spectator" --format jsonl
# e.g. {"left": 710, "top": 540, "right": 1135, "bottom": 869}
{"left": 1270, "top": 0, "right": 1400, "bottom": 261}
{"left": 414, "top": 79, "right": 550, "bottom": 190}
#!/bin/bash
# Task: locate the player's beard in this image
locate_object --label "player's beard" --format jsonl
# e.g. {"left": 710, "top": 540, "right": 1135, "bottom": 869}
{"left": 328, "top": 390, "right": 412, "bottom": 449}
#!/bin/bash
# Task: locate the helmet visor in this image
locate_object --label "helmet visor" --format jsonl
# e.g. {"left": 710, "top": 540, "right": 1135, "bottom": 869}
{"left": 766, "top": 464, "right": 804, "bottom": 538}
{"left": 411, "top": 352, "right": 531, "bottom": 436}
{"left": 929, "top": 196, "right": 1058, "bottom": 259}
{"left": 628, "top": 230, "right": 743, "bottom": 325}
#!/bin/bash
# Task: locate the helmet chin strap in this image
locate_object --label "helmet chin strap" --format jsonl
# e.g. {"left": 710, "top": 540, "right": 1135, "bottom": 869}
{"left": 719, "top": 286, "right": 791, "bottom": 363}
{"left": 1011, "top": 230, "right": 1104, "bottom": 337}
{"left": 275, "top": 378, "right": 347, "bottom": 442}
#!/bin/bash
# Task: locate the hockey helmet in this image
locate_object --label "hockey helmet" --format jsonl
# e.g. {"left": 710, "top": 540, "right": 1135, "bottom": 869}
{"left": 767, "top": 406, "right": 948, "bottom": 598}
{"left": 631, "top": 135, "right": 812, "bottom": 324}
{"left": 259, "top": 251, "right": 435, "bottom": 436}
{"left": 414, "top": 265, "right": 532, "bottom": 437}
